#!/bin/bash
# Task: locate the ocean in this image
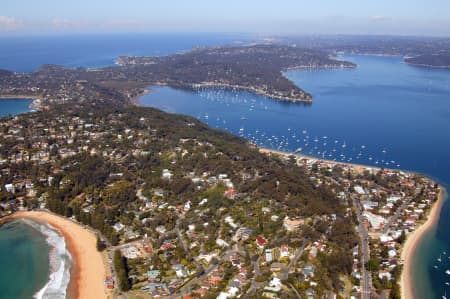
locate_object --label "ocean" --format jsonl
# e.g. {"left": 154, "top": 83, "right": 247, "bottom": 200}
{"left": 0, "top": 33, "right": 250, "bottom": 73}
{"left": 0, "top": 98, "right": 34, "bottom": 117}
{"left": 0, "top": 34, "right": 449, "bottom": 298}
{"left": 139, "top": 54, "right": 450, "bottom": 298}
{"left": 0, "top": 33, "right": 251, "bottom": 299}
{"left": 0, "top": 218, "right": 71, "bottom": 299}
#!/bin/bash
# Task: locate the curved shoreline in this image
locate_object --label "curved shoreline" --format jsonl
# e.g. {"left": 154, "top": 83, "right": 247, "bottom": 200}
{"left": 258, "top": 147, "right": 385, "bottom": 173}
{"left": 404, "top": 62, "right": 450, "bottom": 69}
{"left": 5, "top": 211, "right": 108, "bottom": 299}
{"left": 136, "top": 82, "right": 313, "bottom": 103}
{"left": 256, "top": 146, "right": 445, "bottom": 298}
{"left": 0, "top": 95, "right": 43, "bottom": 111}
{"left": 400, "top": 188, "right": 446, "bottom": 299}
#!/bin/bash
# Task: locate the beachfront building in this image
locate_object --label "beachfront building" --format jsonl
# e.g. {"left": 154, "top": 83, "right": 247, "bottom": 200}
{"left": 363, "top": 211, "right": 386, "bottom": 231}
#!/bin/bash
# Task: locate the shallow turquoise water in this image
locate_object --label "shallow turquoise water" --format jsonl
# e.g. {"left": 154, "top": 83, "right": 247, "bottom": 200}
{"left": 0, "top": 219, "right": 50, "bottom": 299}
{"left": 0, "top": 35, "right": 449, "bottom": 298}
{"left": 0, "top": 33, "right": 246, "bottom": 299}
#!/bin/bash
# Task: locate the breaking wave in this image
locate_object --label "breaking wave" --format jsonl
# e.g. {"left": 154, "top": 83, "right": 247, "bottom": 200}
{"left": 21, "top": 218, "right": 72, "bottom": 299}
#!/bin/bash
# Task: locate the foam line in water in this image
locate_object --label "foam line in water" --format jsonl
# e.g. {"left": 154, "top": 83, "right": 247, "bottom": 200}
{"left": 20, "top": 218, "right": 72, "bottom": 299}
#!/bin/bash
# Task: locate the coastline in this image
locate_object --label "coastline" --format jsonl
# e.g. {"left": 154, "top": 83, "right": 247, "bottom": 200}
{"left": 135, "top": 82, "right": 314, "bottom": 103}
{"left": 5, "top": 211, "right": 108, "bottom": 299}
{"left": 131, "top": 84, "right": 313, "bottom": 106}
{"left": 404, "top": 61, "right": 450, "bottom": 69}
{"left": 257, "top": 146, "right": 446, "bottom": 299}
{"left": 190, "top": 82, "right": 313, "bottom": 103}
{"left": 258, "top": 147, "right": 384, "bottom": 173}
{"left": 0, "top": 95, "right": 43, "bottom": 111}
{"left": 131, "top": 88, "right": 151, "bottom": 107}
{"left": 400, "top": 188, "right": 446, "bottom": 299}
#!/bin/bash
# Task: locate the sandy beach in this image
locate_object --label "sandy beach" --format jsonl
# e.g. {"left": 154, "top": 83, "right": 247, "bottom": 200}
{"left": 259, "top": 146, "right": 446, "bottom": 299}
{"left": 400, "top": 189, "right": 446, "bottom": 299}
{"left": 0, "top": 95, "right": 40, "bottom": 100}
{"left": 0, "top": 95, "right": 43, "bottom": 110}
{"left": 259, "top": 147, "right": 382, "bottom": 173}
{"left": 131, "top": 88, "right": 151, "bottom": 107}
{"left": 9, "top": 211, "right": 108, "bottom": 299}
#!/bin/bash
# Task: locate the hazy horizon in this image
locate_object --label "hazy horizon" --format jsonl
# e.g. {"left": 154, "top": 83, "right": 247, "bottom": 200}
{"left": 1, "top": 32, "right": 449, "bottom": 40}
{"left": 2, "top": 0, "right": 450, "bottom": 37}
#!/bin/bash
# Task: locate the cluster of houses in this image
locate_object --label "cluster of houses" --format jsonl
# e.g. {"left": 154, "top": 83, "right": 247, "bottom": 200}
{"left": 0, "top": 111, "right": 164, "bottom": 219}
{"left": 114, "top": 165, "right": 332, "bottom": 298}
{"left": 294, "top": 155, "right": 438, "bottom": 295}
{"left": 352, "top": 172, "right": 437, "bottom": 285}
{"left": 0, "top": 109, "right": 440, "bottom": 298}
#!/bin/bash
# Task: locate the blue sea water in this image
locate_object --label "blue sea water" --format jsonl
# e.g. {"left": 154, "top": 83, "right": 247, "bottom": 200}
{"left": 0, "top": 219, "right": 50, "bottom": 299}
{"left": 0, "top": 33, "right": 251, "bottom": 299}
{"left": 140, "top": 55, "right": 450, "bottom": 183}
{"left": 0, "top": 98, "right": 33, "bottom": 117}
{"left": 139, "top": 54, "right": 450, "bottom": 298}
{"left": 0, "top": 33, "right": 250, "bottom": 73}
{"left": 0, "top": 34, "right": 449, "bottom": 298}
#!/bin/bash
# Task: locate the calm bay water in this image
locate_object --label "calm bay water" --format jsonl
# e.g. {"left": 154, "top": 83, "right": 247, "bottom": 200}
{"left": 0, "top": 99, "right": 33, "bottom": 117}
{"left": 0, "top": 34, "right": 449, "bottom": 298}
{"left": 0, "top": 219, "right": 50, "bottom": 298}
{"left": 140, "top": 54, "right": 450, "bottom": 298}
{"left": 0, "top": 33, "right": 251, "bottom": 299}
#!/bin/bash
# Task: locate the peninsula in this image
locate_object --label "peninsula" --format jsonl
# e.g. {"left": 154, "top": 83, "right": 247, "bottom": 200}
{"left": 281, "top": 35, "right": 450, "bottom": 68}
{"left": 0, "top": 102, "right": 441, "bottom": 298}
{"left": 0, "top": 45, "right": 355, "bottom": 107}
{"left": 405, "top": 53, "right": 450, "bottom": 68}
{"left": 0, "top": 41, "right": 444, "bottom": 299}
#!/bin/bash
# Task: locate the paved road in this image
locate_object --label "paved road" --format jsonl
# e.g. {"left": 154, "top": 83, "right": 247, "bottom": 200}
{"left": 288, "top": 282, "right": 302, "bottom": 299}
{"left": 167, "top": 263, "right": 219, "bottom": 299}
{"left": 382, "top": 197, "right": 411, "bottom": 234}
{"left": 278, "top": 241, "right": 306, "bottom": 281}
{"left": 110, "top": 237, "right": 146, "bottom": 251}
{"left": 175, "top": 218, "right": 204, "bottom": 271}
{"left": 353, "top": 196, "right": 372, "bottom": 299}
{"left": 168, "top": 246, "right": 246, "bottom": 298}
{"left": 245, "top": 255, "right": 262, "bottom": 296}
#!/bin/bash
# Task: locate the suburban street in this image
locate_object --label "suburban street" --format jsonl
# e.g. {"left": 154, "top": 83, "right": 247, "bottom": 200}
{"left": 245, "top": 255, "right": 262, "bottom": 296}
{"left": 382, "top": 198, "right": 411, "bottom": 234}
{"left": 352, "top": 196, "right": 372, "bottom": 299}
{"left": 169, "top": 245, "right": 246, "bottom": 298}
{"left": 277, "top": 241, "right": 306, "bottom": 281}
{"left": 175, "top": 217, "right": 204, "bottom": 271}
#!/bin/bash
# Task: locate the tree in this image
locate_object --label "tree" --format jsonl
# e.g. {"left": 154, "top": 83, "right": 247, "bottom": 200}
{"left": 113, "top": 250, "right": 131, "bottom": 291}
{"left": 398, "top": 231, "right": 406, "bottom": 244}
{"left": 65, "top": 206, "right": 73, "bottom": 218}
{"left": 96, "top": 234, "right": 105, "bottom": 251}
{"left": 365, "top": 257, "right": 380, "bottom": 272}
{"left": 390, "top": 283, "right": 401, "bottom": 299}
{"left": 105, "top": 180, "right": 136, "bottom": 204}
{"left": 110, "top": 232, "right": 119, "bottom": 246}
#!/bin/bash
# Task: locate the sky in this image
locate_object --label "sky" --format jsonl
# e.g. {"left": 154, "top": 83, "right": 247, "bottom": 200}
{"left": 1, "top": 0, "right": 450, "bottom": 36}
